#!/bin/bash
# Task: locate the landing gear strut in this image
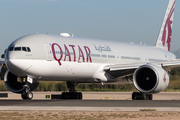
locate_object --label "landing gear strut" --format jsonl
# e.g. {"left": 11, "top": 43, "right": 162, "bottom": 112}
{"left": 132, "top": 92, "right": 152, "bottom": 100}
{"left": 61, "top": 82, "right": 82, "bottom": 99}
{"left": 21, "top": 85, "right": 33, "bottom": 100}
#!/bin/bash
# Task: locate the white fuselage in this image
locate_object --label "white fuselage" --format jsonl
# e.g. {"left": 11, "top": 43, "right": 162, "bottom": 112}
{"left": 5, "top": 34, "right": 176, "bottom": 83}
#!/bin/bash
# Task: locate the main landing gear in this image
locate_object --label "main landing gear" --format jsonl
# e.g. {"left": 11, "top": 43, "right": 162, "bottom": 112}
{"left": 61, "top": 82, "right": 83, "bottom": 99}
{"left": 132, "top": 92, "right": 153, "bottom": 100}
{"left": 21, "top": 85, "right": 33, "bottom": 100}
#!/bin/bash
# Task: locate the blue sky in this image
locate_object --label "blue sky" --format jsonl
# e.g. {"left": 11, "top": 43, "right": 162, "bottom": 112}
{"left": 0, "top": 0, "right": 180, "bottom": 54}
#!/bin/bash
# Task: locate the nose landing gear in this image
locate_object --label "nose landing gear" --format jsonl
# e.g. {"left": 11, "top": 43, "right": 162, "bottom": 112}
{"left": 21, "top": 85, "right": 33, "bottom": 100}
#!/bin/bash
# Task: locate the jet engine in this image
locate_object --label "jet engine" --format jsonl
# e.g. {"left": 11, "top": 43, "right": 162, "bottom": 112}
{"left": 133, "top": 64, "right": 169, "bottom": 94}
{"left": 4, "top": 70, "right": 39, "bottom": 93}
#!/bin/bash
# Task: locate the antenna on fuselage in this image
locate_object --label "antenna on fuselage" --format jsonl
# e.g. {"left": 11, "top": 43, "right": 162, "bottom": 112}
{"left": 59, "top": 33, "right": 70, "bottom": 37}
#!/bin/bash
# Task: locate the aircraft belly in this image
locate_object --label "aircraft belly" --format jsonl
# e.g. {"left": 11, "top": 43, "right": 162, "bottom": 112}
{"left": 25, "top": 60, "right": 103, "bottom": 82}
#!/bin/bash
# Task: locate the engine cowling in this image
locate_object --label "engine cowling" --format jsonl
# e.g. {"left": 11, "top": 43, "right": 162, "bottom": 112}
{"left": 133, "top": 64, "right": 169, "bottom": 94}
{"left": 4, "top": 70, "right": 39, "bottom": 93}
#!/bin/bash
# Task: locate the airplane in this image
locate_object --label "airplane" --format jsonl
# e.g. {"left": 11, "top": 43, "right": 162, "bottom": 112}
{"left": 0, "top": 0, "right": 179, "bottom": 100}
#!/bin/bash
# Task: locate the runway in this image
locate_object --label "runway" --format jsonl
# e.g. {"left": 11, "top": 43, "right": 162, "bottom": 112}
{"left": 0, "top": 100, "right": 180, "bottom": 107}
{"left": 0, "top": 99, "right": 180, "bottom": 107}
{"left": 1, "top": 92, "right": 180, "bottom": 100}
{"left": 0, "top": 100, "right": 180, "bottom": 111}
{"left": 0, "top": 92, "right": 180, "bottom": 111}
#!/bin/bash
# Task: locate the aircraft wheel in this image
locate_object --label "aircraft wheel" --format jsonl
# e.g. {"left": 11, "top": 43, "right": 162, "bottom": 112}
{"left": 132, "top": 92, "right": 152, "bottom": 100}
{"left": 21, "top": 91, "right": 33, "bottom": 100}
{"left": 148, "top": 94, "right": 153, "bottom": 100}
{"left": 61, "top": 92, "right": 65, "bottom": 99}
{"left": 27, "top": 91, "right": 33, "bottom": 100}
{"left": 132, "top": 92, "right": 139, "bottom": 100}
{"left": 75, "top": 92, "right": 82, "bottom": 99}
{"left": 141, "top": 93, "right": 148, "bottom": 100}
{"left": 21, "top": 91, "right": 27, "bottom": 100}
{"left": 61, "top": 92, "right": 82, "bottom": 99}
{"left": 78, "top": 92, "right": 82, "bottom": 99}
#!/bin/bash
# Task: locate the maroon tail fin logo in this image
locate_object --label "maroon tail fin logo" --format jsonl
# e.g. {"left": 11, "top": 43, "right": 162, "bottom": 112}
{"left": 161, "top": 1, "right": 175, "bottom": 51}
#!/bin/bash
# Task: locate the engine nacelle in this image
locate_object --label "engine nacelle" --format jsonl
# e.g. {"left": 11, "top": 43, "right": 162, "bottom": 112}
{"left": 133, "top": 64, "right": 169, "bottom": 94}
{"left": 4, "top": 70, "right": 39, "bottom": 93}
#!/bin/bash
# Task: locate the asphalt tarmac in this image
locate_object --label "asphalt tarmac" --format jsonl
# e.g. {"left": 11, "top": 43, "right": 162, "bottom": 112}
{"left": 0, "top": 99, "right": 180, "bottom": 107}
{"left": 1, "top": 92, "right": 180, "bottom": 100}
{"left": 0, "top": 92, "right": 180, "bottom": 111}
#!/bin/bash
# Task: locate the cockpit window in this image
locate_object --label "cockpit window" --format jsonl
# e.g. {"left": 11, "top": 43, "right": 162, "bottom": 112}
{"left": 27, "top": 47, "right": 31, "bottom": 52}
{"left": 8, "top": 46, "right": 31, "bottom": 52}
{"left": 14, "top": 47, "right": 21, "bottom": 51}
{"left": 8, "top": 47, "right": 14, "bottom": 51}
{"left": 22, "top": 47, "right": 27, "bottom": 52}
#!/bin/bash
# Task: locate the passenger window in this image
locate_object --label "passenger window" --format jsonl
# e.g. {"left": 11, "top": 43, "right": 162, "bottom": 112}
{"left": 27, "top": 47, "right": 31, "bottom": 52}
{"left": 14, "top": 47, "right": 21, "bottom": 51}
{"left": 22, "top": 47, "right": 27, "bottom": 52}
{"left": 8, "top": 47, "right": 14, "bottom": 51}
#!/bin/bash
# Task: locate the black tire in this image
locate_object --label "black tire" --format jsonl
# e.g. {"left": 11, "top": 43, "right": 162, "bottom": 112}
{"left": 26, "top": 91, "right": 33, "bottom": 100}
{"left": 141, "top": 93, "right": 148, "bottom": 100}
{"left": 21, "top": 91, "right": 27, "bottom": 100}
{"left": 132, "top": 92, "right": 137, "bottom": 100}
{"left": 70, "top": 92, "right": 74, "bottom": 99}
{"left": 79, "top": 92, "right": 82, "bottom": 99}
{"left": 148, "top": 94, "right": 153, "bottom": 100}
{"left": 66, "top": 92, "right": 69, "bottom": 99}
{"left": 74, "top": 92, "right": 78, "bottom": 99}
{"left": 61, "top": 92, "right": 82, "bottom": 99}
{"left": 132, "top": 92, "right": 151, "bottom": 100}
{"left": 61, "top": 92, "right": 65, "bottom": 99}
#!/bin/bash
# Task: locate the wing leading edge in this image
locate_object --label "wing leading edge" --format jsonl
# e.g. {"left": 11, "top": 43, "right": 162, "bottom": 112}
{"left": 104, "top": 59, "right": 180, "bottom": 79}
{"left": 0, "top": 58, "right": 5, "bottom": 74}
{"left": 0, "top": 58, "right": 5, "bottom": 64}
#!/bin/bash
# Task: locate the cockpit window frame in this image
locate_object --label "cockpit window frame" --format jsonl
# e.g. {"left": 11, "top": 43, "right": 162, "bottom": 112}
{"left": 8, "top": 47, "right": 14, "bottom": 51}
{"left": 22, "top": 47, "right": 27, "bottom": 52}
{"left": 14, "top": 47, "right": 21, "bottom": 51}
{"left": 27, "top": 47, "right": 31, "bottom": 52}
{"left": 8, "top": 46, "right": 31, "bottom": 52}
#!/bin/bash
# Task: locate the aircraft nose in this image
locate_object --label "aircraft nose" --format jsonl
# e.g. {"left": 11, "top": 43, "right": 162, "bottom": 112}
{"left": 6, "top": 48, "right": 14, "bottom": 60}
{"left": 5, "top": 58, "right": 27, "bottom": 76}
{"left": 5, "top": 49, "right": 26, "bottom": 76}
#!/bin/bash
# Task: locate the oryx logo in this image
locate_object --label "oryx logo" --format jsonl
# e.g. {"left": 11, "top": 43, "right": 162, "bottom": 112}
{"left": 163, "top": 74, "right": 166, "bottom": 83}
{"left": 161, "top": 1, "right": 175, "bottom": 51}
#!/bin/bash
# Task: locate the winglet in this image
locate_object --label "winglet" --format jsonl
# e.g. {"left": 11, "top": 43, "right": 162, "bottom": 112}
{"left": 155, "top": 0, "right": 176, "bottom": 51}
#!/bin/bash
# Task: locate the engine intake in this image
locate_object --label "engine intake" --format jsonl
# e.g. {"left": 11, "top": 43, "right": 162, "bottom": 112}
{"left": 133, "top": 64, "right": 169, "bottom": 93}
{"left": 4, "top": 70, "right": 39, "bottom": 93}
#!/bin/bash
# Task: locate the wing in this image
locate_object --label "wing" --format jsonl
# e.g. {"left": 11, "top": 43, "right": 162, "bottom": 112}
{"left": 0, "top": 58, "right": 5, "bottom": 64}
{"left": 104, "top": 59, "right": 180, "bottom": 78}
{"left": 104, "top": 63, "right": 143, "bottom": 78}
{"left": 0, "top": 58, "right": 5, "bottom": 73}
{"left": 162, "top": 60, "right": 180, "bottom": 70}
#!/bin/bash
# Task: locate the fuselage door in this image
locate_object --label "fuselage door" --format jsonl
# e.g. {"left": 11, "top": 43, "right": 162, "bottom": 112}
{"left": 114, "top": 50, "right": 119, "bottom": 64}
{"left": 44, "top": 44, "right": 52, "bottom": 61}
{"left": 143, "top": 53, "right": 148, "bottom": 62}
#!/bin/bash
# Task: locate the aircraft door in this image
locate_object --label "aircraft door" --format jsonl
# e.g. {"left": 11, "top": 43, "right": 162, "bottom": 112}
{"left": 143, "top": 53, "right": 148, "bottom": 62}
{"left": 115, "top": 50, "right": 119, "bottom": 64}
{"left": 44, "top": 44, "right": 52, "bottom": 61}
